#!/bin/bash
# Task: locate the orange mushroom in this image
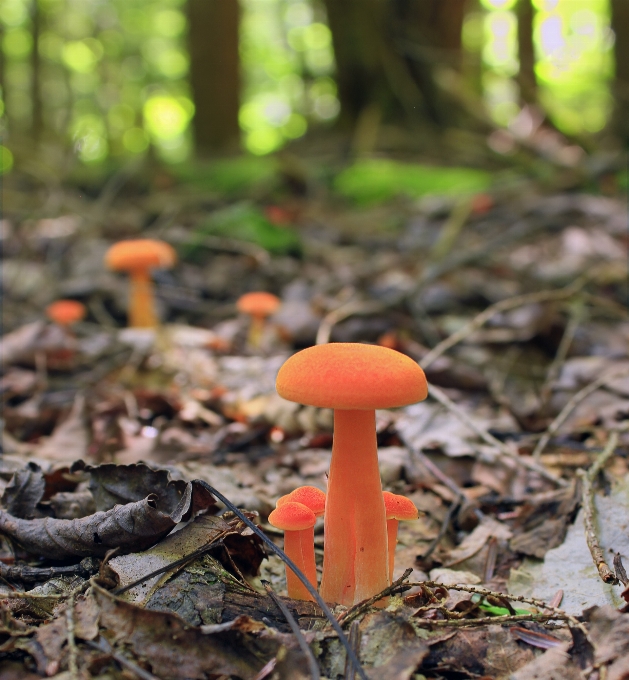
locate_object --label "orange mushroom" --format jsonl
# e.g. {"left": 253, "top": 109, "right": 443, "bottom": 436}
{"left": 44, "top": 300, "right": 86, "bottom": 368}
{"left": 105, "top": 239, "right": 176, "bottom": 328}
{"left": 46, "top": 300, "right": 86, "bottom": 327}
{"left": 383, "top": 491, "right": 419, "bottom": 584}
{"left": 277, "top": 486, "right": 326, "bottom": 518}
{"left": 268, "top": 501, "right": 317, "bottom": 601}
{"left": 276, "top": 343, "right": 427, "bottom": 606}
{"left": 236, "top": 291, "right": 280, "bottom": 348}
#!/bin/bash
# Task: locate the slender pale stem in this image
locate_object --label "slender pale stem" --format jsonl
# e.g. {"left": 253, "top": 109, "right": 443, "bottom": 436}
{"left": 386, "top": 519, "right": 399, "bottom": 585}
{"left": 129, "top": 269, "right": 158, "bottom": 328}
{"left": 320, "top": 409, "right": 388, "bottom": 606}
{"left": 247, "top": 314, "right": 266, "bottom": 348}
{"left": 284, "top": 528, "right": 315, "bottom": 601}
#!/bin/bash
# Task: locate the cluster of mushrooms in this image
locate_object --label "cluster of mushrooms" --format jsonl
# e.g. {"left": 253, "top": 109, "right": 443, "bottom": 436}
{"left": 46, "top": 239, "right": 428, "bottom": 607}
{"left": 271, "top": 343, "right": 427, "bottom": 605}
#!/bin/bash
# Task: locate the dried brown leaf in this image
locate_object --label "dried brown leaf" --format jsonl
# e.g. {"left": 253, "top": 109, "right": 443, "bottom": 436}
{"left": 94, "top": 583, "right": 286, "bottom": 680}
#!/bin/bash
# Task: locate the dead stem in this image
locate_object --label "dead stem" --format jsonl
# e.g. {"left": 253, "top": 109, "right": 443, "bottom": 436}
{"left": 261, "top": 580, "right": 320, "bottom": 680}
{"left": 337, "top": 568, "right": 414, "bottom": 628}
{"left": 66, "top": 590, "right": 78, "bottom": 680}
{"left": 407, "top": 581, "right": 586, "bottom": 632}
{"left": 343, "top": 621, "right": 362, "bottom": 680}
{"left": 428, "top": 383, "right": 566, "bottom": 487}
{"left": 420, "top": 277, "right": 591, "bottom": 370}
{"left": 577, "top": 431, "right": 620, "bottom": 585}
{"left": 532, "top": 369, "right": 629, "bottom": 461}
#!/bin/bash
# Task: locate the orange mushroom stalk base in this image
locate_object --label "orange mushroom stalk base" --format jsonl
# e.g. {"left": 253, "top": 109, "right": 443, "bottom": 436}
{"left": 320, "top": 409, "right": 389, "bottom": 607}
{"left": 283, "top": 527, "right": 317, "bottom": 601}
{"left": 129, "top": 269, "right": 158, "bottom": 328}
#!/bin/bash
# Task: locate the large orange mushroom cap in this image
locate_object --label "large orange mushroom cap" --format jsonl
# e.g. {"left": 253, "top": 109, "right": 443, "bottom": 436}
{"left": 276, "top": 343, "right": 427, "bottom": 410}
{"left": 105, "top": 239, "right": 176, "bottom": 272}
{"left": 383, "top": 491, "right": 419, "bottom": 521}
{"left": 236, "top": 292, "right": 281, "bottom": 318}
{"left": 46, "top": 300, "right": 86, "bottom": 326}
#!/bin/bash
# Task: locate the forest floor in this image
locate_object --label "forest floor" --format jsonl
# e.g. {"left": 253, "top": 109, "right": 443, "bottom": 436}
{"left": 0, "top": 151, "right": 628, "bottom": 679}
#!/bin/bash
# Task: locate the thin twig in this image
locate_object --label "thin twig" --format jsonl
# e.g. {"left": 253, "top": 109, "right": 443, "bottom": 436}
{"left": 577, "top": 431, "right": 619, "bottom": 585}
{"left": 66, "top": 590, "right": 79, "bottom": 680}
{"left": 86, "top": 637, "right": 161, "bottom": 680}
{"left": 428, "top": 384, "right": 566, "bottom": 486}
{"left": 539, "top": 305, "right": 582, "bottom": 406}
{"left": 343, "top": 621, "right": 361, "bottom": 680}
{"left": 0, "top": 580, "right": 90, "bottom": 600}
{"left": 407, "top": 581, "right": 585, "bottom": 632}
{"left": 337, "top": 568, "right": 414, "bottom": 628}
{"left": 418, "top": 612, "right": 571, "bottom": 627}
{"left": 112, "top": 533, "right": 229, "bottom": 596}
{"left": 316, "top": 300, "right": 383, "bottom": 345}
{"left": 532, "top": 367, "right": 629, "bottom": 460}
{"left": 420, "top": 497, "right": 462, "bottom": 561}
{"left": 261, "top": 581, "right": 320, "bottom": 680}
{"left": 420, "top": 278, "right": 590, "bottom": 370}
{"left": 192, "top": 481, "right": 368, "bottom": 680}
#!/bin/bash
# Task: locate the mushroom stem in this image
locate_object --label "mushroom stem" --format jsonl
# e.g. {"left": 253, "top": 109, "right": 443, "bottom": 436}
{"left": 320, "top": 409, "right": 388, "bottom": 606}
{"left": 247, "top": 314, "right": 266, "bottom": 348}
{"left": 128, "top": 269, "right": 158, "bottom": 328}
{"left": 386, "top": 518, "right": 399, "bottom": 584}
{"left": 284, "top": 527, "right": 317, "bottom": 601}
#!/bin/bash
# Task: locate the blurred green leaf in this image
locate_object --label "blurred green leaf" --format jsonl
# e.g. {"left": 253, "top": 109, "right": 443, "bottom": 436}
{"left": 194, "top": 203, "right": 300, "bottom": 255}
{"left": 175, "top": 156, "right": 279, "bottom": 197}
{"left": 334, "top": 159, "right": 492, "bottom": 206}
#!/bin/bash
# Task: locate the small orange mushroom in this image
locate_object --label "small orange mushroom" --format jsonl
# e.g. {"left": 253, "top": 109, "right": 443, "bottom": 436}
{"left": 44, "top": 300, "right": 86, "bottom": 368}
{"left": 383, "top": 491, "right": 419, "bottom": 584}
{"left": 278, "top": 486, "right": 326, "bottom": 518}
{"left": 268, "top": 501, "right": 317, "bottom": 601}
{"left": 236, "top": 291, "right": 280, "bottom": 348}
{"left": 276, "top": 343, "right": 427, "bottom": 606}
{"left": 46, "top": 300, "right": 86, "bottom": 327}
{"left": 105, "top": 239, "right": 176, "bottom": 328}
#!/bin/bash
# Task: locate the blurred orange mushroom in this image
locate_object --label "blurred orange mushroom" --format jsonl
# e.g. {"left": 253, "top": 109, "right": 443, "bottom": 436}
{"left": 236, "top": 291, "right": 280, "bottom": 348}
{"left": 105, "top": 239, "right": 176, "bottom": 328}
{"left": 382, "top": 491, "right": 419, "bottom": 583}
{"left": 276, "top": 343, "right": 427, "bottom": 606}
{"left": 268, "top": 501, "right": 317, "bottom": 601}
{"left": 44, "top": 299, "right": 86, "bottom": 369}
{"left": 46, "top": 300, "right": 86, "bottom": 327}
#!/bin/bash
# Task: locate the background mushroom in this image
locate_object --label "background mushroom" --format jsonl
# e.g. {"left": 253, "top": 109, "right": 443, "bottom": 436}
{"left": 44, "top": 300, "right": 86, "bottom": 368}
{"left": 268, "top": 500, "right": 317, "bottom": 601}
{"left": 276, "top": 342, "right": 427, "bottom": 606}
{"left": 105, "top": 239, "right": 176, "bottom": 328}
{"left": 277, "top": 486, "right": 326, "bottom": 518}
{"left": 383, "top": 491, "right": 419, "bottom": 584}
{"left": 236, "top": 291, "right": 280, "bottom": 349}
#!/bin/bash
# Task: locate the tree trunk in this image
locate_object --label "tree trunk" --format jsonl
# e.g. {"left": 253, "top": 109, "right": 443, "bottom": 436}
{"left": 516, "top": 0, "right": 537, "bottom": 104}
{"left": 322, "top": 0, "right": 472, "bottom": 133}
{"left": 31, "top": 0, "right": 43, "bottom": 140}
{"left": 187, "top": 0, "right": 241, "bottom": 156}
{"left": 610, "top": 0, "right": 629, "bottom": 144}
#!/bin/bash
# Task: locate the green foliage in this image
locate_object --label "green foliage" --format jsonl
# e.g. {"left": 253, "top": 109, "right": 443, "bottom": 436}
{"left": 193, "top": 203, "right": 301, "bottom": 255}
{"left": 334, "top": 160, "right": 492, "bottom": 206}
{"left": 175, "top": 156, "right": 280, "bottom": 197}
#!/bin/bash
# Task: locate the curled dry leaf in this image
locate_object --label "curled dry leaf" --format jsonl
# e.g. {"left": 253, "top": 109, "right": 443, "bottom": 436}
{"left": 93, "top": 583, "right": 289, "bottom": 680}
{"left": 0, "top": 463, "right": 215, "bottom": 560}
{"left": 1, "top": 462, "right": 46, "bottom": 519}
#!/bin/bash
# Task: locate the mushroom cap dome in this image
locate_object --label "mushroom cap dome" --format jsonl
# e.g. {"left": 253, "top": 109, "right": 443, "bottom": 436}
{"left": 46, "top": 300, "right": 86, "bottom": 325}
{"left": 383, "top": 491, "right": 418, "bottom": 521}
{"left": 276, "top": 343, "right": 427, "bottom": 410}
{"left": 105, "top": 239, "right": 176, "bottom": 272}
{"left": 277, "top": 486, "right": 326, "bottom": 517}
{"left": 236, "top": 292, "right": 280, "bottom": 317}
{"left": 268, "top": 501, "right": 316, "bottom": 531}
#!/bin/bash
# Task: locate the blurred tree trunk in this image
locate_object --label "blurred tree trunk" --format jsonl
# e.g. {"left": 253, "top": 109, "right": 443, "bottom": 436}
{"left": 187, "top": 0, "right": 240, "bottom": 156}
{"left": 31, "top": 0, "right": 43, "bottom": 140}
{"left": 610, "top": 0, "right": 629, "bottom": 144}
{"left": 516, "top": 0, "right": 537, "bottom": 104}
{"left": 322, "top": 0, "right": 474, "bottom": 135}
